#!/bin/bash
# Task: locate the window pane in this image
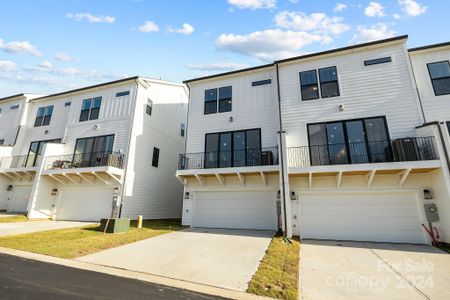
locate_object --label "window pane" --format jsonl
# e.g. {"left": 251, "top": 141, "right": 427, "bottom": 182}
{"left": 326, "top": 122, "right": 348, "bottom": 164}
{"left": 428, "top": 62, "right": 450, "bottom": 79}
{"left": 300, "top": 70, "right": 317, "bottom": 85}
{"left": 79, "top": 110, "right": 89, "bottom": 122}
{"left": 432, "top": 78, "right": 450, "bottom": 96}
{"left": 233, "top": 131, "right": 246, "bottom": 167}
{"left": 319, "top": 67, "right": 338, "bottom": 83}
{"left": 146, "top": 99, "right": 153, "bottom": 115}
{"left": 219, "top": 133, "right": 232, "bottom": 168}
{"left": 246, "top": 129, "right": 261, "bottom": 166}
{"left": 205, "top": 89, "right": 217, "bottom": 102}
{"left": 205, "top": 133, "right": 219, "bottom": 168}
{"left": 364, "top": 117, "right": 390, "bottom": 163}
{"left": 89, "top": 107, "right": 100, "bottom": 120}
{"left": 36, "top": 107, "right": 45, "bottom": 117}
{"left": 82, "top": 99, "right": 91, "bottom": 110}
{"left": 42, "top": 106, "right": 53, "bottom": 126}
{"left": 152, "top": 147, "right": 160, "bottom": 167}
{"left": 204, "top": 101, "right": 217, "bottom": 114}
{"left": 219, "top": 99, "right": 232, "bottom": 112}
{"left": 320, "top": 81, "right": 340, "bottom": 98}
{"left": 346, "top": 120, "right": 368, "bottom": 164}
{"left": 34, "top": 116, "right": 43, "bottom": 127}
{"left": 301, "top": 85, "right": 319, "bottom": 101}
{"left": 93, "top": 97, "right": 102, "bottom": 109}
{"left": 219, "top": 86, "right": 232, "bottom": 100}
{"left": 308, "top": 124, "right": 329, "bottom": 165}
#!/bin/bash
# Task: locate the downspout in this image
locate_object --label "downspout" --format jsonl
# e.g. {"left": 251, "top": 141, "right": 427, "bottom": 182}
{"left": 435, "top": 122, "right": 450, "bottom": 173}
{"left": 119, "top": 80, "right": 140, "bottom": 218}
{"left": 275, "top": 62, "right": 288, "bottom": 238}
{"left": 406, "top": 50, "right": 427, "bottom": 123}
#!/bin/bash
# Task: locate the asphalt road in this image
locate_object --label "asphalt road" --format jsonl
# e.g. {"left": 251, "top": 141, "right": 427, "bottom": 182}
{"left": 0, "top": 253, "right": 229, "bottom": 300}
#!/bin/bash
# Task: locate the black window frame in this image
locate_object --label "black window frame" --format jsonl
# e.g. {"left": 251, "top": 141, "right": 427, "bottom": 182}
{"left": 0, "top": 139, "right": 4, "bottom": 145}
{"left": 10, "top": 104, "right": 20, "bottom": 110}
{"left": 427, "top": 61, "right": 450, "bottom": 96}
{"left": 79, "top": 97, "right": 102, "bottom": 122}
{"left": 204, "top": 128, "right": 262, "bottom": 168}
{"left": 252, "top": 79, "right": 272, "bottom": 86}
{"left": 34, "top": 105, "right": 54, "bottom": 127}
{"left": 181, "top": 123, "right": 185, "bottom": 137}
{"left": 27, "top": 138, "right": 62, "bottom": 167}
{"left": 307, "top": 116, "right": 390, "bottom": 166}
{"left": 73, "top": 134, "right": 115, "bottom": 168}
{"left": 116, "top": 91, "right": 130, "bottom": 97}
{"left": 146, "top": 99, "right": 153, "bottom": 116}
{"left": 204, "top": 88, "right": 218, "bottom": 114}
{"left": 318, "top": 66, "right": 340, "bottom": 99}
{"left": 152, "top": 147, "right": 160, "bottom": 167}
{"left": 299, "top": 69, "right": 320, "bottom": 101}
{"left": 364, "top": 57, "right": 392, "bottom": 66}
{"left": 204, "top": 86, "right": 232, "bottom": 114}
{"left": 218, "top": 86, "right": 232, "bottom": 113}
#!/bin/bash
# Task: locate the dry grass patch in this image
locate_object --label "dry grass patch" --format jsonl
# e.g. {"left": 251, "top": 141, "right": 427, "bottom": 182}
{"left": 0, "top": 219, "right": 182, "bottom": 259}
{"left": 247, "top": 235, "right": 300, "bottom": 300}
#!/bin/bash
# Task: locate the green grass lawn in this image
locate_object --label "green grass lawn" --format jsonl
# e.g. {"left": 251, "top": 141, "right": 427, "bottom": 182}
{"left": 0, "top": 215, "right": 48, "bottom": 223}
{"left": 247, "top": 235, "right": 300, "bottom": 300}
{"left": 0, "top": 219, "right": 182, "bottom": 259}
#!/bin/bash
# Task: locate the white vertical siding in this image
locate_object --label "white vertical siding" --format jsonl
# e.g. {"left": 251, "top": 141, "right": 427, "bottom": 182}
{"left": 186, "top": 67, "right": 279, "bottom": 154}
{"left": 0, "top": 97, "right": 26, "bottom": 146}
{"left": 278, "top": 43, "right": 424, "bottom": 148}
{"left": 410, "top": 47, "right": 450, "bottom": 123}
{"left": 121, "top": 80, "right": 188, "bottom": 219}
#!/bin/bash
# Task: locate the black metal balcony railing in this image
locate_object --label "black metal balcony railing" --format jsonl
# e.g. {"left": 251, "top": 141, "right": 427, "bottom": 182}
{"left": 45, "top": 151, "right": 125, "bottom": 170}
{"left": 178, "top": 147, "right": 279, "bottom": 170}
{"left": 0, "top": 154, "right": 40, "bottom": 169}
{"left": 288, "top": 137, "right": 438, "bottom": 167}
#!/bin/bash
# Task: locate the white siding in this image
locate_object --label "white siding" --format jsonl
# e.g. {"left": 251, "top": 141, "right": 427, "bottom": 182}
{"left": 279, "top": 43, "right": 424, "bottom": 148}
{"left": 0, "top": 97, "right": 26, "bottom": 146}
{"left": 121, "top": 80, "right": 188, "bottom": 219}
{"left": 410, "top": 47, "right": 450, "bottom": 123}
{"left": 186, "top": 68, "right": 279, "bottom": 153}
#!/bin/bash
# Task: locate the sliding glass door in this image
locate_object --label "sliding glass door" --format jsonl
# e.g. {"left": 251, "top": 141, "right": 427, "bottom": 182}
{"left": 205, "top": 129, "right": 261, "bottom": 168}
{"left": 74, "top": 135, "right": 115, "bottom": 167}
{"left": 26, "top": 139, "right": 61, "bottom": 167}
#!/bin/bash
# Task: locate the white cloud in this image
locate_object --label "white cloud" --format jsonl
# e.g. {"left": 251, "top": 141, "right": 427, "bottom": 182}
{"left": 364, "top": 2, "right": 386, "bottom": 17}
{"left": 167, "top": 23, "right": 195, "bottom": 35}
{"left": 0, "top": 38, "right": 41, "bottom": 56}
{"left": 185, "top": 62, "right": 249, "bottom": 71}
{"left": 0, "top": 60, "right": 17, "bottom": 72}
{"left": 274, "top": 11, "right": 350, "bottom": 35}
{"left": 350, "top": 23, "right": 395, "bottom": 44}
{"left": 334, "top": 3, "right": 347, "bottom": 12}
{"left": 137, "top": 21, "right": 160, "bottom": 33}
{"left": 399, "top": 0, "right": 427, "bottom": 17}
{"left": 216, "top": 29, "right": 322, "bottom": 61}
{"left": 393, "top": 13, "right": 402, "bottom": 19}
{"left": 55, "top": 52, "right": 74, "bottom": 62}
{"left": 66, "top": 13, "right": 115, "bottom": 24}
{"left": 228, "top": 0, "right": 276, "bottom": 10}
{"left": 58, "top": 67, "right": 80, "bottom": 76}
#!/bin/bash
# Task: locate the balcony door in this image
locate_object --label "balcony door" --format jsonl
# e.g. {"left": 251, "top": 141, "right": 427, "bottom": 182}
{"left": 26, "top": 139, "right": 61, "bottom": 167}
{"left": 74, "top": 135, "right": 114, "bottom": 167}
{"left": 204, "top": 129, "right": 261, "bottom": 169}
{"left": 308, "top": 117, "right": 389, "bottom": 166}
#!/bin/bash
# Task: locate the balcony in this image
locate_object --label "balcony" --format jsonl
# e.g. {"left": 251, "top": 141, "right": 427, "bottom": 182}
{"left": 41, "top": 151, "right": 126, "bottom": 185}
{"left": 176, "top": 147, "right": 280, "bottom": 185}
{"left": 287, "top": 137, "right": 441, "bottom": 187}
{"left": 0, "top": 155, "right": 40, "bottom": 181}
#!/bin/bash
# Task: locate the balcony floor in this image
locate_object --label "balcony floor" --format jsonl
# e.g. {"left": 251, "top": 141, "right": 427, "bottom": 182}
{"left": 0, "top": 166, "right": 38, "bottom": 182}
{"left": 41, "top": 166, "right": 124, "bottom": 186}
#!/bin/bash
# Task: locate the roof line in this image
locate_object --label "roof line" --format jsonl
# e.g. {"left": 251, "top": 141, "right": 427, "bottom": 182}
{"left": 408, "top": 41, "right": 450, "bottom": 52}
{"left": 275, "top": 35, "right": 409, "bottom": 64}
{"left": 0, "top": 93, "right": 25, "bottom": 102}
{"left": 183, "top": 35, "right": 408, "bottom": 84}
{"left": 31, "top": 76, "right": 140, "bottom": 101}
{"left": 183, "top": 63, "right": 274, "bottom": 84}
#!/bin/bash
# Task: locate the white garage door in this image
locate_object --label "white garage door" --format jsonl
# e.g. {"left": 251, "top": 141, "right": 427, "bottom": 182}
{"left": 300, "top": 191, "right": 425, "bottom": 244}
{"left": 56, "top": 188, "right": 113, "bottom": 222}
{"left": 193, "top": 191, "right": 277, "bottom": 230}
{"left": 9, "top": 186, "right": 32, "bottom": 212}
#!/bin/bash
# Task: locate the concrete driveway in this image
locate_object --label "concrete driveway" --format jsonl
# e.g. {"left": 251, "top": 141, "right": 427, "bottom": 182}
{"left": 301, "top": 240, "right": 450, "bottom": 300}
{"left": 0, "top": 221, "right": 94, "bottom": 236}
{"left": 77, "top": 228, "right": 274, "bottom": 291}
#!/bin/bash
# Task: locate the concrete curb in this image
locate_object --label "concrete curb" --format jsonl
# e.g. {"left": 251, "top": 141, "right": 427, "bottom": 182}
{"left": 0, "top": 247, "right": 271, "bottom": 300}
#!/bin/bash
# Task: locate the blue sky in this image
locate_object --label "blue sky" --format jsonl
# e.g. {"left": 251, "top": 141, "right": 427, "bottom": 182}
{"left": 0, "top": 0, "right": 446, "bottom": 97}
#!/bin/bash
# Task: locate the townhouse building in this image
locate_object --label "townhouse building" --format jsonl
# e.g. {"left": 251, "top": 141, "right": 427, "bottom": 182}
{"left": 0, "top": 76, "right": 188, "bottom": 221}
{"left": 178, "top": 35, "right": 450, "bottom": 245}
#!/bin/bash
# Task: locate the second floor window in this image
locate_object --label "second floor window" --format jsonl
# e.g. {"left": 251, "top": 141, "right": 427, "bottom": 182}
{"left": 204, "top": 86, "right": 232, "bottom": 114}
{"left": 80, "top": 97, "right": 102, "bottom": 122}
{"left": 0, "top": 139, "right": 4, "bottom": 145}
{"left": 300, "top": 66, "right": 340, "bottom": 100}
{"left": 427, "top": 61, "right": 450, "bottom": 96}
{"left": 34, "top": 105, "right": 54, "bottom": 127}
{"left": 152, "top": 147, "right": 160, "bottom": 167}
{"left": 181, "top": 123, "right": 185, "bottom": 137}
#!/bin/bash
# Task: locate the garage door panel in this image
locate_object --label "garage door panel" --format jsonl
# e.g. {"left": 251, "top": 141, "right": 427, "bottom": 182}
{"left": 300, "top": 192, "right": 425, "bottom": 244}
{"left": 194, "top": 191, "right": 277, "bottom": 230}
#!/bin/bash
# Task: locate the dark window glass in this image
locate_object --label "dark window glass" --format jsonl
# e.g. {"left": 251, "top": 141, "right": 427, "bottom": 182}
{"left": 65, "top": 102, "right": 71, "bottom": 107}
{"left": 74, "top": 135, "right": 115, "bottom": 167}
{"left": 42, "top": 105, "right": 54, "bottom": 126}
{"left": 218, "top": 86, "right": 232, "bottom": 113}
{"left": 34, "top": 107, "right": 45, "bottom": 127}
{"left": 364, "top": 57, "right": 392, "bottom": 66}
{"left": 152, "top": 147, "right": 160, "bottom": 167}
{"left": 319, "top": 67, "right": 340, "bottom": 98}
{"left": 205, "top": 133, "right": 219, "bottom": 168}
{"left": 204, "top": 89, "right": 217, "bottom": 114}
{"left": 308, "top": 124, "right": 329, "bottom": 166}
{"left": 89, "top": 97, "right": 102, "bottom": 120}
{"left": 252, "top": 79, "right": 272, "bottom": 86}
{"left": 447, "top": 122, "right": 450, "bottom": 136}
{"left": 233, "top": 131, "right": 246, "bottom": 167}
{"left": 26, "top": 139, "right": 61, "bottom": 167}
{"left": 326, "top": 122, "right": 348, "bottom": 164}
{"left": 80, "top": 99, "right": 91, "bottom": 122}
{"left": 246, "top": 129, "right": 261, "bottom": 166}
{"left": 428, "top": 61, "right": 450, "bottom": 96}
{"left": 364, "top": 117, "right": 390, "bottom": 162}
{"left": 0, "top": 139, "right": 4, "bottom": 145}
{"left": 219, "top": 133, "right": 232, "bottom": 167}
{"left": 181, "top": 123, "right": 185, "bottom": 137}
{"left": 345, "top": 120, "right": 368, "bottom": 164}
{"left": 300, "top": 70, "right": 319, "bottom": 100}
{"left": 116, "top": 91, "right": 130, "bottom": 97}
{"left": 146, "top": 99, "right": 153, "bottom": 115}
{"left": 10, "top": 104, "right": 19, "bottom": 110}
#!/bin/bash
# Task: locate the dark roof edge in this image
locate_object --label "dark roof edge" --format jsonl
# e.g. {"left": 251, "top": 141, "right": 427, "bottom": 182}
{"left": 31, "top": 76, "right": 140, "bottom": 102}
{"left": 276, "top": 35, "right": 409, "bottom": 64}
{"left": 0, "top": 93, "right": 25, "bottom": 102}
{"left": 409, "top": 41, "right": 450, "bottom": 53}
{"left": 183, "top": 63, "right": 274, "bottom": 84}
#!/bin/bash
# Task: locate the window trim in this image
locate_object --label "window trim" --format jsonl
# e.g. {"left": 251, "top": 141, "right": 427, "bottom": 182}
{"left": 34, "top": 105, "right": 54, "bottom": 127}
{"left": 204, "top": 86, "right": 232, "bottom": 114}
{"left": 364, "top": 56, "right": 392, "bottom": 66}
{"left": 427, "top": 61, "right": 450, "bottom": 96}
{"left": 252, "top": 79, "right": 272, "bottom": 86}
{"left": 318, "top": 66, "right": 340, "bottom": 99}
{"left": 146, "top": 99, "right": 153, "bottom": 116}
{"left": 204, "top": 128, "right": 262, "bottom": 168}
{"left": 79, "top": 97, "right": 102, "bottom": 122}
{"left": 27, "top": 138, "right": 62, "bottom": 167}
{"left": 74, "top": 134, "right": 115, "bottom": 155}
{"left": 299, "top": 69, "right": 320, "bottom": 101}
{"left": 116, "top": 91, "right": 130, "bottom": 97}
{"left": 152, "top": 147, "right": 160, "bottom": 167}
